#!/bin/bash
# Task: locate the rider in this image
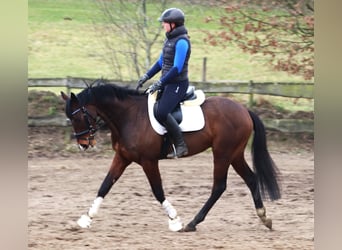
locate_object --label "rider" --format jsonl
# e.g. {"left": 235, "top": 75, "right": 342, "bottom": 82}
{"left": 137, "top": 7, "right": 191, "bottom": 159}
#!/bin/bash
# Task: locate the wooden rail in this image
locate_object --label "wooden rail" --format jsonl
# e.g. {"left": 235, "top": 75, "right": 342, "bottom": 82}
{"left": 28, "top": 77, "right": 314, "bottom": 99}
{"left": 28, "top": 77, "right": 314, "bottom": 133}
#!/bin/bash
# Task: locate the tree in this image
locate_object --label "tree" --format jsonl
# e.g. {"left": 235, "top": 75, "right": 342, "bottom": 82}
{"left": 203, "top": 0, "right": 314, "bottom": 80}
{"left": 93, "top": 0, "right": 168, "bottom": 80}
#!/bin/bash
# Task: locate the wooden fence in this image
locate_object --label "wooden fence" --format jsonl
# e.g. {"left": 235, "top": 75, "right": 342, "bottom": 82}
{"left": 28, "top": 77, "right": 314, "bottom": 98}
{"left": 28, "top": 77, "right": 314, "bottom": 133}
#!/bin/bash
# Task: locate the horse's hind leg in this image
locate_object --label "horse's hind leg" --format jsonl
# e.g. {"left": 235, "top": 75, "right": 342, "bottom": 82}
{"left": 184, "top": 157, "right": 229, "bottom": 232}
{"left": 232, "top": 155, "right": 272, "bottom": 229}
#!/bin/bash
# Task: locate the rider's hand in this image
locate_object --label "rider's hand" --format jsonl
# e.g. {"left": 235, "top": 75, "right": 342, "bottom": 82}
{"left": 136, "top": 74, "right": 149, "bottom": 90}
{"left": 147, "top": 80, "right": 163, "bottom": 94}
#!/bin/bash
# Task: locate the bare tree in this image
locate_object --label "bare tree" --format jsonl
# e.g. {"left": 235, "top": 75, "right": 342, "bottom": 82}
{"left": 93, "top": 0, "right": 168, "bottom": 80}
{"left": 203, "top": 0, "right": 314, "bottom": 80}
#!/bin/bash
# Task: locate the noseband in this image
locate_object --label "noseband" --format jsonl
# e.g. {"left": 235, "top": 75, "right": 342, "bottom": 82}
{"left": 71, "top": 106, "right": 98, "bottom": 139}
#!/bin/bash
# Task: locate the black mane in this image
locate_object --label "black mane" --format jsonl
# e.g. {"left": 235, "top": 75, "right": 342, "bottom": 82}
{"left": 76, "top": 79, "right": 144, "bottom": 106}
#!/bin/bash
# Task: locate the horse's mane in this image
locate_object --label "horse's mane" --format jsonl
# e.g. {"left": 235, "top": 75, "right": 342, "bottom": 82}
{"left": 76, "top": 79, "right": 144, "bottom": 105}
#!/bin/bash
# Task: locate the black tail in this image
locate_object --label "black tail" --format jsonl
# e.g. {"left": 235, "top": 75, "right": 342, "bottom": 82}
{"left": 248, "top": 110, "right": 281, "bottom": 201}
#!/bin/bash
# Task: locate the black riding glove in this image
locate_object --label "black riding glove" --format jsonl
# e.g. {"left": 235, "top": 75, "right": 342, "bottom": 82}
{"left": 136, "top": 74, "right": 149, "bottom": 90}
{"left": 147, "top": 80, "right": 163, "bottom": 94}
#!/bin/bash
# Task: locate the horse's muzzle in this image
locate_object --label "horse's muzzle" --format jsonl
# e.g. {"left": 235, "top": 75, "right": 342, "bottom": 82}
{"left": 77, "top": 136, "right": 97, "bottom": 150}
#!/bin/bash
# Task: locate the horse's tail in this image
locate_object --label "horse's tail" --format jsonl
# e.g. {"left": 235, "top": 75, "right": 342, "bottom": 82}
{"left": 248, "top": 110, "right": 281, "bottom": 201}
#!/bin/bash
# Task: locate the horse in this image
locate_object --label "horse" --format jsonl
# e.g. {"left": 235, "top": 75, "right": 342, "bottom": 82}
{"left": 61, "top": 79, "right": 281, "bottom": 232}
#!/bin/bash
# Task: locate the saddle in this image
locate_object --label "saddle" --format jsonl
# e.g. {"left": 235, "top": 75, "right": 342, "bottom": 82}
{"left": 148, "top": 86, "right": 205, "bottom": 135}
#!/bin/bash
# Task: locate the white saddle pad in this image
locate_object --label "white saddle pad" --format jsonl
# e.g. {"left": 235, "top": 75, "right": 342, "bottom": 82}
{"left": 148, "top": 90, "right": 205, "bottom": 135}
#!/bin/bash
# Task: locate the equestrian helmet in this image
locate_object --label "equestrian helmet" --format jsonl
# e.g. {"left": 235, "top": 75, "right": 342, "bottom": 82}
{"left": 158, "top": 8, "right": 185, "bottom": 26}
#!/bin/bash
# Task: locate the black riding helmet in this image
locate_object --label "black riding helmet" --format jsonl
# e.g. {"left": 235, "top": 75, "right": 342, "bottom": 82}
{"left": 158, "top": 8, "right": 185, "bottom": 26}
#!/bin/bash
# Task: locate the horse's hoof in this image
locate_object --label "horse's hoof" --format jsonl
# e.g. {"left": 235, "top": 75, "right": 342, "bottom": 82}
{"left": 168, "top": 216, "right": 183, "bottom": 232}
{"left": 183, "top": 223, "right": 197, "bottom": 232}
{"left": 77, "top": 214, "right": 92, "bottom": 228}
{"left": 264, "top": 218, "right": 272, "bottom": 230}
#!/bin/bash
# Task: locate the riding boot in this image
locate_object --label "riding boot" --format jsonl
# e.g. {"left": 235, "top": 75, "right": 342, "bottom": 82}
{"left": 163, "top": 114, "right": 188, "bottom": 159}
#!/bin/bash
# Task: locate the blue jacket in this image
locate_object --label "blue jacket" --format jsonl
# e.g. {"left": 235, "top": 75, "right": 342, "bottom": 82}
{"left": 147, "top": 25, "right": 191, "bottom": 85}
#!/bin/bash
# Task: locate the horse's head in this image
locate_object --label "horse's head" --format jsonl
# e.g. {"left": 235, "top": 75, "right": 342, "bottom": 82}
{"left": 61, "top": 91, "right": 98, "bottom": 150}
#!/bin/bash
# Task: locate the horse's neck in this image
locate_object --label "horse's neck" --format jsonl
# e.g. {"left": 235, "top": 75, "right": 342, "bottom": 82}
{"left": 98, "top": 97, "right": 147, "bottom": 134}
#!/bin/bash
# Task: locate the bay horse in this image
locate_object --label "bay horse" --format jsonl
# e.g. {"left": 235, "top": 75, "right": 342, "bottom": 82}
{"left": 61, "top": 79, "right": 281, "bottom": 232}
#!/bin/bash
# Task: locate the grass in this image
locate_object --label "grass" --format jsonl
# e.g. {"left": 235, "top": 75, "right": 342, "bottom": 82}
{"left": 28, "top": 0, "right": 313, "bottom": 113}
{"left": 28, "top": 0, "right": 309, "bottom": 81}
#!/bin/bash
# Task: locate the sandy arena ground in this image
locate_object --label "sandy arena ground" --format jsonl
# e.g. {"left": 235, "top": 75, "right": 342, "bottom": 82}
{"left": 28, "top": 126, "right": 314, "bottom": 250}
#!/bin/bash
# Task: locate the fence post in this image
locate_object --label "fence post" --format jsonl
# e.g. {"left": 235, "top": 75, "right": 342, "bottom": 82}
{"left": 66, "top": 77, "right": 71, "bottom": 96}
{"left": 202, "top": 57, "right": 207, "bottom": 82}
{"left": 64, "top": 77, "right": 71, "bottom": 144}
{"left": 248, "top": 80, "right": 254, "bottom": 108}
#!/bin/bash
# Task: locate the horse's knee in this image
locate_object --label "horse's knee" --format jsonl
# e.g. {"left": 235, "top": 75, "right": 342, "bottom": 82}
{"left": 98, "top": 173, "right": 116, "bottom": 198}
{"left": 213, "top": 181, "right": 226, "bottom": 196}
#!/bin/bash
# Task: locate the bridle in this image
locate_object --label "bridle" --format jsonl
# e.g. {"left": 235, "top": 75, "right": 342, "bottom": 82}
{"left": 70, "top": 105, "right": 98, "bottom": 142}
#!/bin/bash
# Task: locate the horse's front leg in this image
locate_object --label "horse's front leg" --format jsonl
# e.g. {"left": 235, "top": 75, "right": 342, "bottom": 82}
{"left": 141, "top": 160, "right": 183, "bottom": 232}
{"left": 77, "top": 154, "right": 131, "bottom": 228}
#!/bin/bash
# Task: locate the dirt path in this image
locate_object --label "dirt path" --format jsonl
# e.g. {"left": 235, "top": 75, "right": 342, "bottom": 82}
{"left": 28, "top": 147, "right": 313, "bottom": 249}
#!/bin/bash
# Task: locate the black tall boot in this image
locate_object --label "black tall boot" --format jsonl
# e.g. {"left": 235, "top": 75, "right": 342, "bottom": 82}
{"left": 163, "top": 114, "right": 188, "bottom": 159}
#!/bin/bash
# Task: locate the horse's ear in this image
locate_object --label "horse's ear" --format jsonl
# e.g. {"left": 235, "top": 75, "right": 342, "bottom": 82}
{"left": 61, "top": 91, "right": 69, "bottom": 101}
{"left": 70, "top": 92, "right": 80, "bottom": 105}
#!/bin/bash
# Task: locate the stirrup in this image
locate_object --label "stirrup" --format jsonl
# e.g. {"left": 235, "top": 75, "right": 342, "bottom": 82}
{"left": 167, "top": 144, "right": 188, "bottom": 159}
